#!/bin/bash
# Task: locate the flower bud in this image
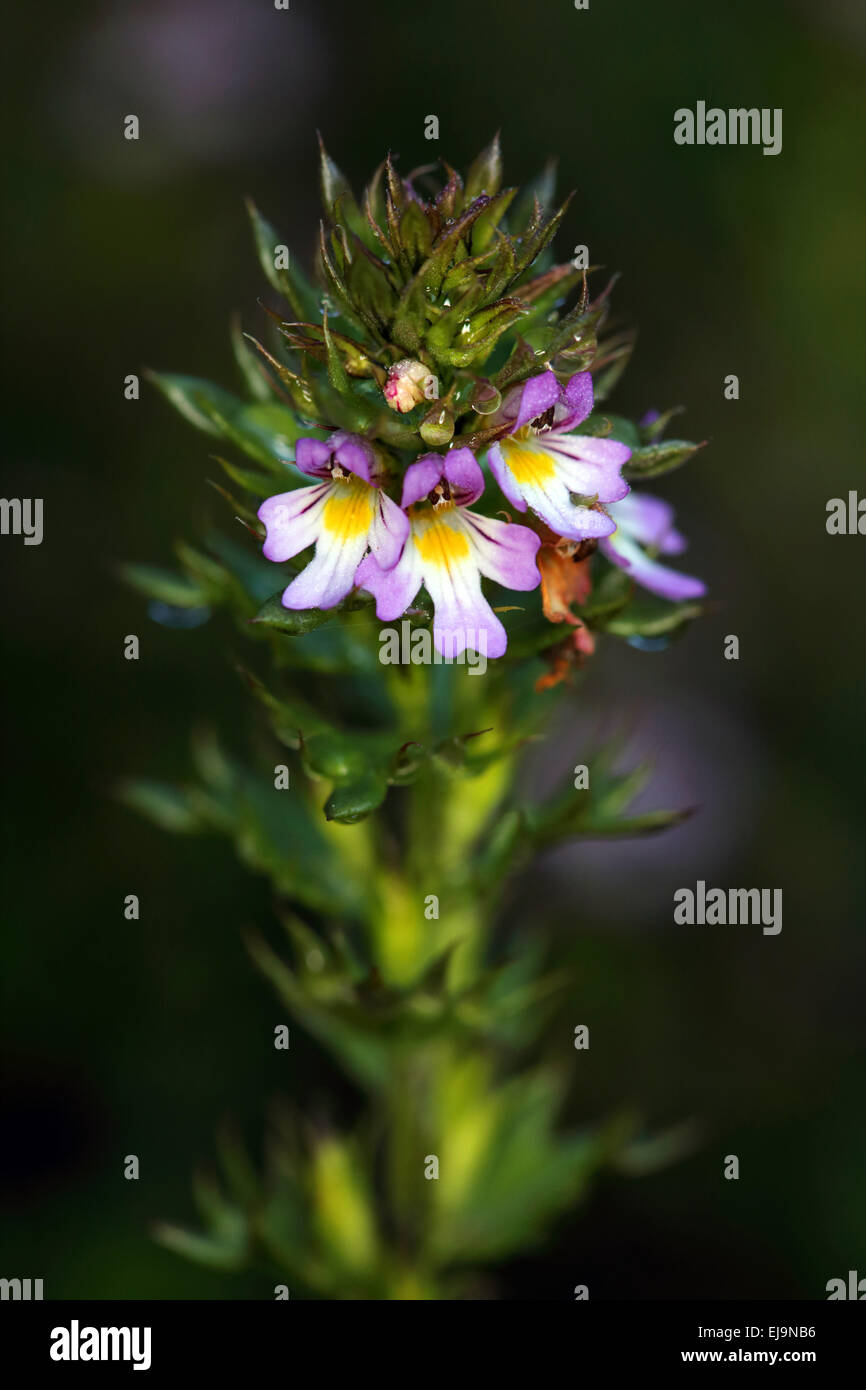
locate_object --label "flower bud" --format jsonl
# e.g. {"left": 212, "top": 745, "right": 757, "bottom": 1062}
{"left": 384, "top": 359, "right": 439, "bottom": 413}
{"left": 419, "top": 403, "right": 454, "bottom": 447}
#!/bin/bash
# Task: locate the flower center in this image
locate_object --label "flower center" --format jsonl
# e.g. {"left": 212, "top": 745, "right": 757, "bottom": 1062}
{"left": 431, "top": 481, "right": 453, "bottom": 509}
{"left": 322, "top": 474, "right": 374, "bottom": 540}
{"left": 530, "top": 407, "right": 556, "bottom": 433}
{"left": 501, "top": 433, "right": 557, "bottom": 487}
{"left": 413, "top": 510, "right": 470, "bottom": 569}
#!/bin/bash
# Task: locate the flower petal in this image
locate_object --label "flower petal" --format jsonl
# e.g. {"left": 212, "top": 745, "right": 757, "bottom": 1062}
{"left": 333, "top": 432, "right": 376, "bottom": 482}
{"left": 600, "top": 532, "right": 706, "bottom": 601}
{"left": 280, "top": 476, "right": 376, "bottom": 609}
{"left": 512, "top": 370, "right": 562, "bottom": 430}
{"left": 443, "top": 447, "right": 485, "bottom": 505}
{"left": 426, "top": 566, "right": 506, "bottom": 659}
{"left": 518, "top": 475, "right": 616, "bottom": 541}
{"left": 461, "top": 510, "right": 541, "bottom": 591}
{"left": 608, "top": 491, "right": 686, "bottom": 555}
{"left": 355, "top": 543, "right": 422, "bottom": 620}
{"left": 493, "top": 436, "right": 616, "bottom": 540}
{"left": 553, "top": 371, "right": 594, "bottom": 431}
{"left": 369, "top": 491, "right": 410, "bottom": 570}
{"left": 258, "top": 483, "right": 330, "bottom": 562}
{"left": 487, "top": 441, "right": 528, "bottom": 511}
{"left": 401, "top": 454, "right": 444, "bottom": 508}
{"left": 542, "top": 434, "right": 631, "bottom": 503}
{"left": 294, "top": 438, "right": 334, "bottom": 479}
{"left": 282, "top": 527, "right": 372, "bottom": 609}
{"left": 412, "top": 509, "right": 506, "bottom": 658}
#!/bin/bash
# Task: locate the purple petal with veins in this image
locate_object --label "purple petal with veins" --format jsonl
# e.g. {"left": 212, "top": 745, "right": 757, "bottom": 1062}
{"left": 512, "top": 370, "right": 562, "bottom": 430}
{"left": 443, "top": 447, "right": 484, "bottom": 505}
{"left": 294, "top": 437, "right": 334, "bottom": 479}
{"left": 401, "top": 454, "right": 444, "bottom": 509}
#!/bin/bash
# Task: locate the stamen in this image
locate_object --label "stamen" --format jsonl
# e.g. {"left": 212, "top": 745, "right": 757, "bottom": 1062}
{"left": 531, "top": 406, "right": 556, "bottom": 433}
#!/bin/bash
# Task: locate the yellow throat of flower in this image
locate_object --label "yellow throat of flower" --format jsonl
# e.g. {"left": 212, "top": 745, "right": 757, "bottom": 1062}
{"left": 500, "top": 429, "right": 556, "bottom": 487}
{"left": 322, "top": 474, "right": 374, "bottom": 541}
{"left": 411, "top": 504, "right": 471, "bottom": 569}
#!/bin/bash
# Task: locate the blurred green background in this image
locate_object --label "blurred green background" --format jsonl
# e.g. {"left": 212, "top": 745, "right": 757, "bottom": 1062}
{"left": 2, "top": 0, "right": 864, "bottom": 1298}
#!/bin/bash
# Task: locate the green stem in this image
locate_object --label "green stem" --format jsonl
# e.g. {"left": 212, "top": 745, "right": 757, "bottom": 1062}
{"left": 376, "top": 668, "right": 519, "bottom": 1294}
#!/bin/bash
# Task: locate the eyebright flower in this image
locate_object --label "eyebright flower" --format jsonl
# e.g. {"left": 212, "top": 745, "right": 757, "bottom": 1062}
{"left": 257, "top": 432, "right": 409, "bottom": 610}
{"left": 486, "top": 370, "right": 631, "bottom": 540}
{"left": 356, "top": 448, "right": 541, "bottom": 659}
{"left": 601, "top": 490, "right": 706, "bottom": 601}
{"left": 383, "top": 358, "right": 439, "bottom": 413}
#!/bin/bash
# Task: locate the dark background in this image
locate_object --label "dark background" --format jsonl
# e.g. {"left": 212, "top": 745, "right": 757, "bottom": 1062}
{"left": 2, "top": 0, "right": 864, "bottom": 1298}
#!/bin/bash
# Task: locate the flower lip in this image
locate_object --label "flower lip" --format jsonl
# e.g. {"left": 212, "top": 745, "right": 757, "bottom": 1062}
{"left": 601, "top": 490, "right": 706, "bottom": 601}
{"left": 485, "top": 367, "right": 632, "bottom": 540}
{"left": 295, "top": 431, "right": 377, "bottom": 484}
{"left": 508, "top": 370, "right": 562, "bottom": 431}
{"left": 494, "top": 369, "right": 597, "bottom": 440}
{"left": 357, "top": 488, "right": 541, "bottom": 660}
{"left": 401, "top": 447, "right": 484, "bottom": 510}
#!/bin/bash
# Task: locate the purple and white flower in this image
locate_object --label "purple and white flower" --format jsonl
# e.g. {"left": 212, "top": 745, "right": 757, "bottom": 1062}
{"left": 601, "top": 490, "right": 706, "bottom": 601}
{"left": 486, "top": 370, "right": 631, "bottom": 541}
{"left": 356, "top": 448, "right": 541, "bottom": 659}
{"left": 257, "top": 431, "right": 409, "bottom": 610}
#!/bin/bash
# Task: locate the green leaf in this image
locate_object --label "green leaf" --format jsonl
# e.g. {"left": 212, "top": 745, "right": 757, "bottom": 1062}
{"left": 215, "top": 1122, "right": 261, "bottom": 1206}
{"left": 152, "top": 1221, "right": 247, "bottom": 1272}
{"left": 589, "top": 334, "right": 636, "bottom": 404}
{"left": 215, "top": 454, "right": 284, "bottom": 500}
{"left": 150, "top": 371, "right": 305, "bottom": 471}
{"left": 465, "top": 133, "right": 503, "bottom": 202}
{"left": 623, "top": 438, "right": 705, "bottom": 480}
{"left": 321, "top": 313, "right": 352, "bottom": 395}
{"left": 483, "top": 738, "right": 693, "bottom": 864}
{"left": 511, "top": 194, "right": 573, "bottom": 283}
{"left": 578, "top": 807, "right": 694, "bottom": 837}
{"left": 470, "top": 188, "right": 516, "bottom": 255}
{"left": 119, "top": 563, "right": 210, "bottom": 608}
{"left": 239, "top": 667, "right": 332, "bottom": 743}
{"left": 118, "top": 779, "right": 202, "bottom": 833}
{"left": 206, "top": 478, "right": 264, "bottom": 534}
{"left": 246, "top": 199, "right": 320, "bottom": 321}
{"left": 577, "top": 565, "right": 635, "bottom": 625}
{"left": 317, "top": 136, "right": 368, "bottom": 245}
{"left": 251, "top": 588, "right": 373, "bottom": 636}
{"left": 399, "top": 198, "right": 434, "bottom": 266}
{"left": 605, "top": 595, "right": 705, "bottom": 637}
{"left": 508, "top": 160, "right": 557, "bottom": 238}
{"left": 324, "top": 769, "right": 389, "bottom": 823}
{"left": 246, "top": 933, "right": 389, "bottom": 1090}
{"left": 582, "top": 412, "right": 641, "bottom": 450}
{"left": 253, "top": 593, "right": 337, "bottom": 635}
{"left": 230, "top": 315, "right": 272, "bottom": 401}
{"left": 242, "top": 334, "right": 323, "bottom": 420}
{"left": 200, "top": 530, "right": 281, "bottom": 605}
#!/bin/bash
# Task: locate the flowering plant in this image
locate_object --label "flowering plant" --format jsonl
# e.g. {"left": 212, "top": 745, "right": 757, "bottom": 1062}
{"left": 124, "top": 138, "right": 707, "bottom": 1299}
